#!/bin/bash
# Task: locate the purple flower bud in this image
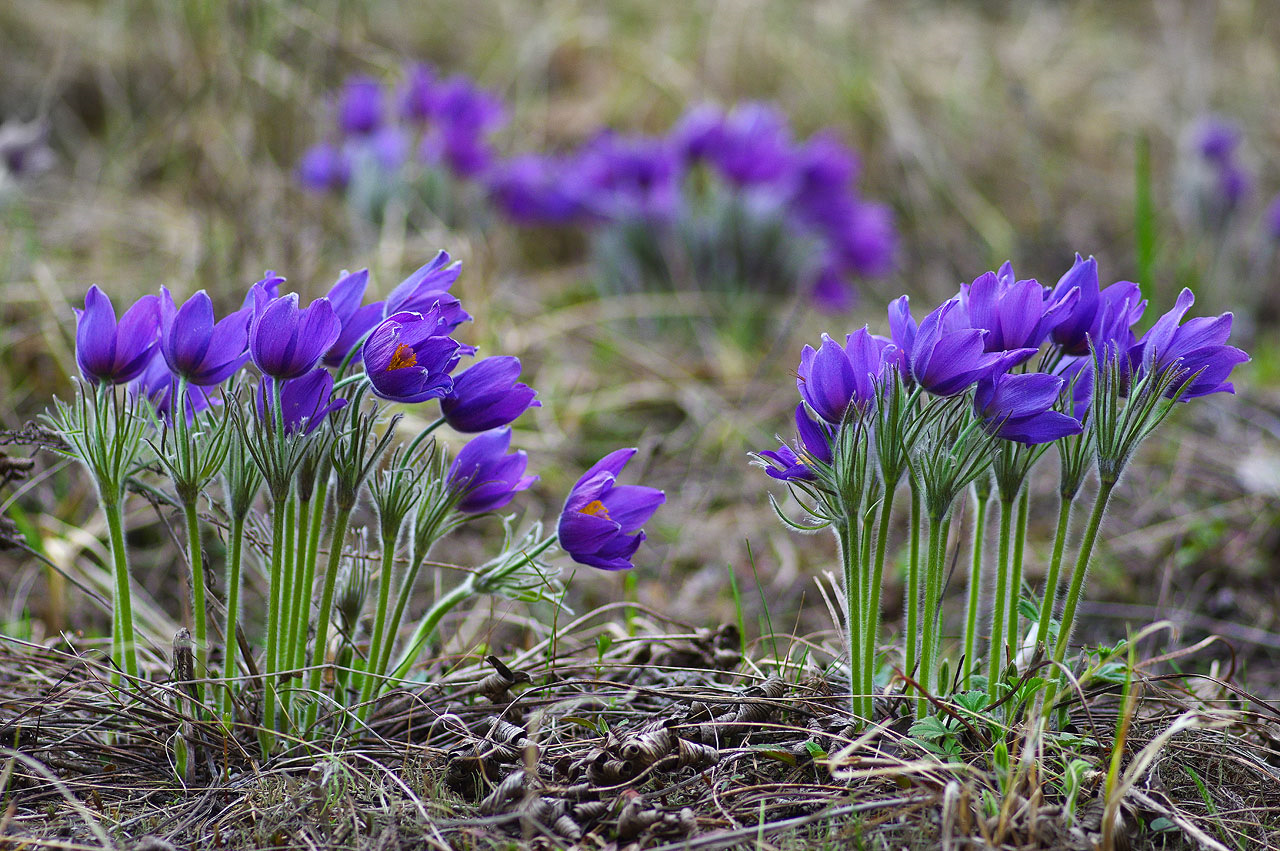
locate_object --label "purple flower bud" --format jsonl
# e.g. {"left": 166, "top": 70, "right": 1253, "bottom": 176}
{"left": 974, "top": 372, "right": 1082, "bottom": 445}
{"left": 362, "top": 309, "right": 462, "bottom": 403}
{"left": 249, "top": 289, "right": 342, "bottom": 380}
{"left": 256, "top": 369, "right": 348, "bottom": 435}
{"left": 159, "top": 288, "right": 251, "bottom": 386}
{"left": 73, "top": 286, "right": 161, "bottom": 385}
{"left": 338, "top": 75, "right": 384, "bottom": 136}
{"left": 558, "top": 448, "right": 664, "bottom": 571}
{"left": 440, "top": 356, "right": 540, "bottom": 432}
{"left": 796, "top": 328, "right": 892, "bottom": 424}
{"left": 446, "top": 428, "right": 538, "bottom": 514}
{"left": 296, "top": 144, "right": 351, "bottom": 192}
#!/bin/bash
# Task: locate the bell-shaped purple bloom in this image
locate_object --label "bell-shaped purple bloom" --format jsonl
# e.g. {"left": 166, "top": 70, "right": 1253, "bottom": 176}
{"left": 759, "top": 403, "right": 835, "bottom": 481}
{"left": 909, "top": 299, "right": 1028, "bottom": 397}
{"left": 256, "top": 369, "right": 348, "bottom": 436}
{"left": 704, "top": 102, "right": 793, "bottom": 186}
{"left": 961, "top": 263, "right": 1077, "bottom": 354}
{"left": 338, "top": 75, "right": 384, "bottom": 136}
{"left": 440, "top": 356, "right": 540, "bottom": 433}
{"left": 159, "top": 288, "right": 252, "bottom": 386}
{"left": 322, "top": 269, "right": 386, "bottom": 367}
{"left": 1135, "top": 288, "right": 1250, "bottom": 399}
{"left": 446, "top": 428, "right": 538, "bottom": 514}
{"left": 249, "top": 289, "right": 341, "bottom": 380}
{"left": 558, "top": 448, "right": 664, "bottom": 571}
{"left": 383, "top": 252, "right": 472, "bottom": 334}
{"left": 362, "top": 308, "right": 462, "bottom": 404}
{"left": 129, "top": 355, "right": 220, "bottom": 425}
{"left": 974, "top": 372, "right": 1083, "bottom": 445}
{"left": 1048, "top": 255, "right": 1146, "bottom": 358}
{"left": 297, "top": 144, "right": 351, "bottom": 192}
{"left": 74, "top": 286, "right": 161, "bottom": 385}
{"left": 399, "top": 63, "right": 437, "bottom": 124}
{"left": 796, "top": 327, "right": 892, "bottom": 424}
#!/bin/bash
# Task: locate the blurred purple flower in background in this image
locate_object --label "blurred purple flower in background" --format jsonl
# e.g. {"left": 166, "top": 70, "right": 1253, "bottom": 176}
{"left": 338, "top": 75, "right": 384, "bottom": 136}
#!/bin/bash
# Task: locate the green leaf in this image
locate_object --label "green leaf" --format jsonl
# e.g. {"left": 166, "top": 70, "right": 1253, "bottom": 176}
{"left": 1149, "top": 817, "right": 1177, "bottom": 833}
{"left": 908, "top": 716, "right": 952, "bottom": 742}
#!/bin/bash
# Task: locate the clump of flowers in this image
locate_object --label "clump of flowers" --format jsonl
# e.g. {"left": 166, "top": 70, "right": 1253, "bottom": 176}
{"left": 44, "top": 251, "right": 663, "bottom": 756}
{"left": 757, "top": 255, "right": 1247, "bottom": 724}
{"left": 487, "top": 101, "right": 896, "bottom": 322}
{"left": 297, "top": 65, "right": 506, "bottom": 226}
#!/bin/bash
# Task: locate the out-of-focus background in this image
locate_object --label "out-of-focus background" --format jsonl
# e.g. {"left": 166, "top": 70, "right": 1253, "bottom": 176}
{"left": 2, "top": 1, "right": 1278, "bottom": 688}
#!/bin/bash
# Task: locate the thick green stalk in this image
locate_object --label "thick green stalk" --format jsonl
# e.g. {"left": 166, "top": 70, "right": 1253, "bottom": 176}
{"left": 987, "top": 497, "right": 1015, "bottom": 700}
{"left": 916, "top": 513, "right": 946, "bottom": 718}
{"left": 103, "top": 498, "right": 138, "bottom": 681}
{"left": 304, "top": 502, "right": 355, "bottom": 733}
{"left": 386, "top": 581, "right": 472, "bottom": 683}
{"left": 182, "top": 498, "right": 208, "bottom": 705}
{"left": 293, "top": 473, "right": 329, "bottom": 672}
{"left": 837, "top": 524, "right": 864, "bottom": 721}
{"left": 1052, "top": 480, "right": 1117, "bottom": 669}
{"left": 220, "top": 512, "right": 246, "bottom": 725}
{"left": 1006, "top": 487, "right": 1030, "bottom": 666}
{"left": 355, "top": 542, "right": 398, "bottom": 721}
{"left": 963, "top": 487, "right": 991, "bottom": 690}
{"left": 379, "top": 548, "right": 428, "bottom": 680}
{"left": 903, "top": 486, "right": 921, "bottom": 686}
{"left": 862, "top": 493, "right": 895, "bottom": 721}
{"left": 1034, "top": 495, "right": 1074, "bottom": 649}
{"left": 261, "top": 497, "right": 287, "bottom": 750}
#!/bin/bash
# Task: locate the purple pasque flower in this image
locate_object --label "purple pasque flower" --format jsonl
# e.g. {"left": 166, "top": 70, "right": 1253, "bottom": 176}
{"left": 73, "top": 286, "right": 161, "bottom": 384}
{"left": 440, "top": 356, "right": 540, "bottom": 432}
{"left": 1195, "top": 116, "right": 1241, "bottom": 163}
{"left": 671, "top": 103, "right": 727, "bottom": 163}
{"left": 1047, "top": 255, "right": 1146, "bottom": 358}
{"left": 446, "top": 428, "right": 538, "bottom": 514}
{"left": 909, "top": 299, "right": 1029, "bottom": 397}
{"left": 159, "top": 288, "right": 251, "bottom": 386}
{"left": 575, "top": 132, "right": 683, "bottom": 222}
{"left": 362, "top": 308, "right": 462, "bottom": 403}
{"left": 487, "top": 154, "right": 587, "bottom": 225}
{"left": 759, "top": 403, "right": 835, "bottom": 481}
{"left": 796, "top": 327, "right": 892, "bottom": 424}
{"left": 255, "top": 368, "right": 348, "bottom": 436}
{"left": 810, "top": 265, "right": 856, "bottom": 314}
{"left": 322, "top": 269, "right": 386, "bottom": 367}
{"left": 297, "top": 144, "right": 351, "bottom": 192}
{"left": 974, "top": 372, "right": 1082, "bottom": 445}
{"left": 418, "top": 75, "right": 506, "bottom": 177}
{"left": 399, "top": 63, "right": 437, "bottom": 124}
{"left": 383, "top": 252, "right": 472, "bottom": 333}
{"left": 886, "top": 295, "right": 917, "bottom": 377}
{"left": 961, "top": 263, "right": 1077, "bottom": 354}
{"left": 338, "top": 75, "right": 384, "bottom": 136}
{"left": 1134, "top": 288, "right": 1250, "bottom": 399}
{"left": 704, "top": 102, "right": 793, "bottom": 186}
{"left": 248, "top": 287, "right": 341, "bottom": 380}
{"left": 558, "top": 448, "right": 665, "bottom": 571}
{"left": 787, "top": 131, "right": 859, "bottom": 215}
{"left": 129, "top": 355, "right": 219, "bottom": 425}
{"left": 824, "top": 199, "right": 897, "bottom": 278}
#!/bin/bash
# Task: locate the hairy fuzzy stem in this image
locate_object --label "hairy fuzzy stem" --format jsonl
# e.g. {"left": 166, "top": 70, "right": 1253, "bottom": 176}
{"left": 103, "top": 498, "right": 138, "bottom": 683}
{"left": 304, "top": 502, "right": 354, "bottom": 734}
{"left": 220, "top": 511, "right": 246, "bottom": 725}
{"left": 904, "top": 486, "right": 921, "bottom": 687}
{"left": 181, "top": 498, "right": 208, "bottom": 706}
{"left": 1035, "top": 494, "right": 1075, "bottom": 650}
{"left": 1006, "top": 487, "right": 1030, "bottom": 667}
{"left": 838, "top": 524, "right": 864, "bottom": 722}
{"left": 356, "top": 540, "right": 398, "bottom": 722}
{"left": 987, "top": 497, "right": 1015, "bottom": 700}
{"left": 863, "top": 492, "right": 895, "bottom": 720}
{"left": 962, "top": 487, "right": 990, "bottom": 691}
{"left": 293, "top": 471, "right": 329, "bottom": 673}
{"left": 917, "top": 513, "right": 946, "bottom": 719}
{"left": 1052, "top": 480, "right": 1116, "bottom": 670}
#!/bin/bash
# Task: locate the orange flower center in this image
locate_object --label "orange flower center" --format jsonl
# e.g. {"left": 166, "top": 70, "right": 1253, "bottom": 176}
{"left": 579, "top": 499, "right": 612, "bottom": 520}
{"left": 388, "top": 343, "right": 417, "bottom": 371}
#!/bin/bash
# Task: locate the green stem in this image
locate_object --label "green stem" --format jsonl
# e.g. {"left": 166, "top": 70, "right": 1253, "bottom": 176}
{"left": 293, "top": 471, "right": 329, "bottom": 673}
{"left": 221, "top": 511, "right": 246, "bottom": 725}
{"left": 304, "top": 502, "right": 355, "bottom": 734}
{"left": 839, "top": 524, "right": 863, "bottom": 722}
{"left": 379, "top": 549, "right": 427, "bottom": 680}
{"left": 917, "top": 513, "right": 946, "bottom": 719}
{"left": 276, "top": 494, "right": 297, "bottom": 719}
{"left": 356, "top": 542, "right": 398, "bottom": 722}
{"left": 386, "top": 580, "right": 472, "bottom": 683}
{"left": 286, "top": 494, "right": 310, "bottom": 676}
{"left": 988, "top": 496, "right": 1015, "bottom": 700}
{"left": 260, "top": 497, "right": 286, "bottom": 751}
{"left": 1006, "top": 487, "right": 1030, "bottom": 668}
{"left": 1052, "top": 480, "right": 1117, "bottom": 669}
{"left": 904, "top": 486, "right": 921, "bottom": 687}
{"left": 863, "top": 492, "right": 895, "bottom": 721}
{"left": 1035, "top": 494, "right": 1075, "bottom": 650}
{"left": 963, "top": 487, "right": 991, "bottom": 691}
{"left": 182, "top": 498, "right": 208, "bottom": 706}
{"left": 103, "top": 498, "right": 138, "bottom": 682}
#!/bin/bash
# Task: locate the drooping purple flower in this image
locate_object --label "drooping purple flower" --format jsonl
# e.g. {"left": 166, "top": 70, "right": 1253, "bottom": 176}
{"left": 960, "top": 263, "right": 1077, "bottom": 356}
{"left": 255, "top": 369, "right": 348, "bottom": 435}
{"left": 73, "top": 286, "right": 161, "bottom": 385}
{"left": 1134, "top": 288, "right": 1250, "bottom": 399}
{"left": 399, "top": 63, "right": 437, "bottom": 124}
{"left": 909, "top": 299, "right": 1028, "bottom": 397}
{"left": 338, "top": 75, "right": 384, "bottom": 136}
{"left": 446, "top": 428, "right": 538, "bottom": 514}
{"left": 440, "top": 356, "right": 540, "bottom": 432}
{"left": 575, "top": 133, "right": 683, "bottom": 222}
{"left": 383, "top": 252, "right": 472, "bottom": 333}
{"left": 759, "top": 403, "right": 835, "bottom": 481}
{"left": 703, "top": 103, "right": 793, "bottom": 186}
{"left": 486, "top": 154, "right": 587, "bottom": 225}
{"left": 248, "top": 289, "right": 341, "bottom": 380}
{"left": 129, "top": 355, "right": 220, "bottom": 425}
{"left": 296, "top": 144, "right": 351, "bottom": 192}
{"left": 796, "top": 327, "right": 892, "bottom": 424}
{"left": 322, "top": 269, "right": 387, "bottom": 367}
{"left": 362, "top": 308, "right": 462, "bottom": 403}
{"left": 974, "top": 372, "right": 1083, "bottom": 445}
{"left": 159, "top": 288, "right": 251, "bottom": 386}
{"left": 558, "top": 448, "right": 664, "bottom": 571}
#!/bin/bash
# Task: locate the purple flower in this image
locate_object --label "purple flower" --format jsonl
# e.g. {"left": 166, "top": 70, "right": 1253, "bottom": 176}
{"left": 362, "top": 309, "right": 462, "bottom": 403}
{"left": 671, "top": 103, "right": 727, "bottom": 163}
{"left": 418, "top": 76, "right": 506, "bottom": 177}
{"left": 1048, "top": 255, "right": 1146, "bottom": 358}
{"left": 825, "top": 199, "right": 897, "bottom": 278}
{"left": 248, "top": 289, "right": 341, "bottom": 380}
{"left": 908, "top": 299, "right": 1027, "bottom": 397}
{"left": 129, "top": 355, "right": 220, "bottom": 425}
{"left": 159, "top": 288, "right": 251, "bottom": 386}
{"left": 1135, "top": 288, "right": 1250, "bottom": 399}
{"left": 297, "top": 144, "right": 351, "bottom": 192}
{"left": 383, "top": 252, "right": 472, "bottom": 333}
{"left": 255, "top": 369, "right": 348, "bottom": 435}
{"left": 338, "top": 75, "right": 384, "bottom": 136}
{"left": 796, "top": 328, "right": 892, "bottom": 424}
{"left": 961, "top": 263, "right": 1077, "bottom": 354}
{"left": 575, "top": 133, "right": 683, "bottom": 222}
{"left": 558, "top": 448, "right": 664, "bottom": 571}
{"left": 703, "top": 103, "right": 793, "bottom": 186}
{"left": 1195, "top": 116, "right": 1241, "bottom": 163}
{"left": 322, "top": 269, "right": 386, "bottom": 367}
{"left": 1266, "top": 194, "right": 1280, "bottom": 241}
{"left": 446, "top": 428, "right": 538, "bottom": 514}
{"left": 787, "top": 132, "right": 859, "bottom": 212}
{"left": 440, "top": 356, "right": 540, "bottom": 432}
{"left": 810, "top": 266, "right": 856, "bottom": 314}
{"left": 73, "top": 286, "right": 161, "bottom": 385}
{"left": 974, "top": 372, "right": 1082, "bottom": 445}
{"left": 399, "top": 63, "right": 437, "bottom": 124}
{"left": 759, "top": 403, "right": 834, "bottom": 481}
{"left": 487, "top": 154, "right": 587, "bottom": 225}
{"left": 886, "top": 295, "right": 917, "bottom": 376}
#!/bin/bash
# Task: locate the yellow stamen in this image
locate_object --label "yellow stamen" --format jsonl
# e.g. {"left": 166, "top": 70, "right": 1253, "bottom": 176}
{"left": 388, "top": 343, "right": 417, "bottom": 371}
{"left": 579, "top": 499, "right": 612, "bottom": 520}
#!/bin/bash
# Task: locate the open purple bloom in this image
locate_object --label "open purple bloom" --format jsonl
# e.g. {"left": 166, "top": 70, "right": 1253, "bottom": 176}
{"left": 1135, "top": 288, "right": 1250, "bottom": 399}
{"left": 961, "top": 263, "right": 1077, "bottom": 354}
{"left": 73, "top": 286, "right": 161, "bottom": 385}
{"left": 362, "top": 308, "right": 462, "bottom": 403}
{"left": 446, "top": 428, "right": 538, "bottom": 514}
{"left": 796, "top": 328, "right": 892, "bottom": 424}
{"left": 322, "top": 269, "right": 386, "bottom": 367}
{"left": 297, "top": 144, "right": 351, "bottom": 192}
{"left": 159, "top": 288, "right": 251, "bottom": 386}
{"left": 975, "top": 372, "right": 1083, "bottom": 445}
{"left": 338, "top": 75, "right": 384, "bottom": 136}
{"left": 440, "top": 356, "right": 540, "bottom": 432}
{"left": 909, "top": 299, "right": 1027, "bottom": 397}
{"left": 249, "top": 289, "right": 341, "bottom": 380}
{"left": 129, "top": 355, "right": 220, "bottom": 425}
{"left": 256, "top": 369, "right": 348, "bottom": 436}
{"left": 383, "top": 252, "right": 471, "bottom": 334}
{"left": 558, "top": 448, "right": 664, "bottom": 571}
{"left": 759, "top": 403, "right": 835, "bottom": 481}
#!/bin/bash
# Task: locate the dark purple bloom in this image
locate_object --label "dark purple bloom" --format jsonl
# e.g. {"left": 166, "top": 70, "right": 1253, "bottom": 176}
{"left": 975, "top": 372, "right": 1082, "bottom": 445}
{"left": 1266, "top": 194, "right": 1280, "bottom": 241}
{"left": 810, "top": 266, "right": 856, "bottom": 314}
{"left": 446, "top": 428, "right": 538, "bottom": 514}
{"left": 322, "top": 269, "right": 386, "bottom": 367}
{"left": 248, "top": 289, "right": 341, "bottom": 380}
{"left": 796, "top": 328, "right": 892, "bottom": 424}
{"left": 338, "top": 75, "right": 384, "bottom": 136}
{"left": 576, "top": 133, "right": 683, "bottom": 222}
{"left": 671, "top": 103, "right": 726, "bottom": 163}
{"left": 383, "top": 252, "right": 472, "bottom": 333}
{"left": 129, "top": 355, "right": 220, "bottom": 425}
{"left": 558, "top": 448, "right": 664, "bottom": 571}
{"left": 74, "top": 286, "right": 161, "bottom": 385}
{"left": 1195, "top": 116, "right": 1241, "bottom": 163}
{"left": 1135, "top": 288, "right": 1250, "bottom": 399}
{"left": 486, "top": 154, "right": 587, "bottom": 225}
{"left": 159, "top": 288, "right": 251, "bottom": 386}
{"left": 909, "top": 299, "right": 1028, "bottom": 397}
{"left": 759, "top": 403, "right": 835, "bottom": 481}
{"left": 1048, "top": 255, "right": 1145, "bottom": 358}
{"left": 961, "top": 263, "right": 1077, "bottom": 355}
{"left": 297, "top": 144, "right": 351, "bottom": 192}
{"left": 399, "top": 63, "right": 437, "bottom": 124}
{"left": 256, "top": 369, "right": 348, "bottom": 435}
{"left": 825, "top": 199, "right": 896, "bottom": 278}
{"left": 440, "top": 356, "right": 540, "bottom": 432}
{"left": 362, "top": 309, "right": 462, "bottom": 403}
{"left": 703, "top": 103, "right": 793, "bottom": 186}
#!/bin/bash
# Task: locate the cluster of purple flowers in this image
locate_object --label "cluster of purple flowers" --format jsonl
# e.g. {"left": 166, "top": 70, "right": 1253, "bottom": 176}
{"left": 297, "top": 64, "right": 506, "bottom": 194}
{"left": 488, "top": 102, "right": 896, "bottom": 311}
